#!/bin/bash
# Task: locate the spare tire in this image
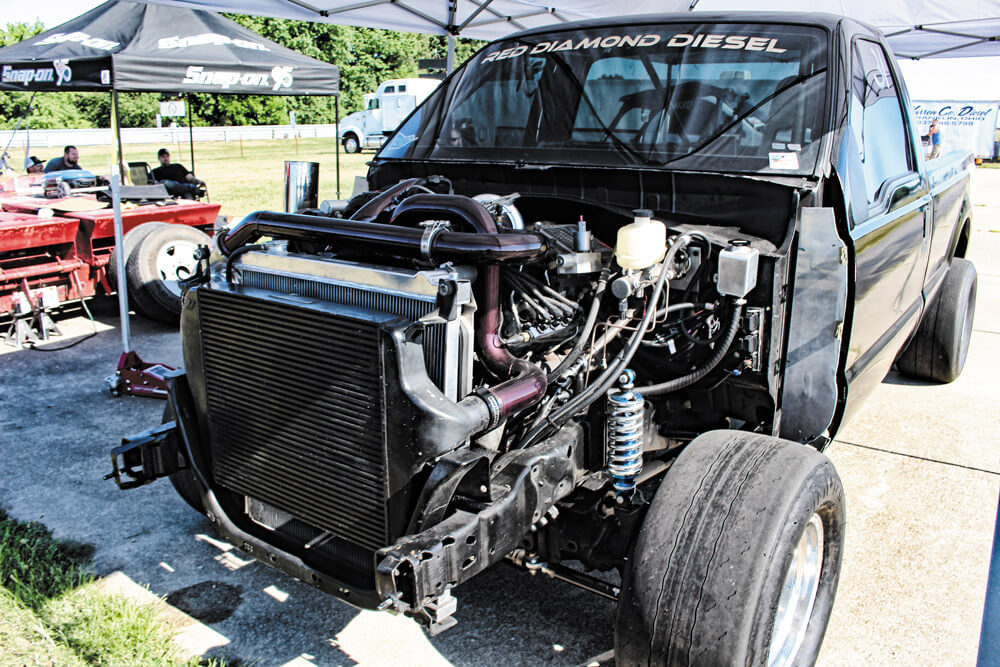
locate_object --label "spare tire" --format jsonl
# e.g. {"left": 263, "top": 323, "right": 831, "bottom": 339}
{"left": 126, "top": 224, "right": 211, "bottom": 324}
{"left": 107, "top": 221, "right": 169, "bottom": 289}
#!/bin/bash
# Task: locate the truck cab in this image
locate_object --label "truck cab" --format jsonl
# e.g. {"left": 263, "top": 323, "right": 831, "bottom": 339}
{"left": 339, "top": 78, "right": 440, "bottom": 153}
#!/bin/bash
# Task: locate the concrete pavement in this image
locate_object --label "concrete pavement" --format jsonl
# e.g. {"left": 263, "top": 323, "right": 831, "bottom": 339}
{"left": 1, "top": 170, "right": 998, "bottom": 666}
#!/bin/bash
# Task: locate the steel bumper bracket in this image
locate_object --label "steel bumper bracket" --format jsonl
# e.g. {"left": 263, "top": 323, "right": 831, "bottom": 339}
{"left": 106, "top": 420, "right": 187, "bottom": 489}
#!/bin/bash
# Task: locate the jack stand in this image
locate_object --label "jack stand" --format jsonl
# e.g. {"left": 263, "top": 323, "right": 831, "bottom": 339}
{"left": 105, "top": 350, "right": 175, "bottom": 399}
{"left": 4, "top": 283, "right": 61, "bottom": 348}
{"left": 4, "top": 312, "right": 59, "bottom": 348}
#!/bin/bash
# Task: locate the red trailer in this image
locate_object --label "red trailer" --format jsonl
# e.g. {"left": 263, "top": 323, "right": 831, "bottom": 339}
{"left": 1, "top": 192, "right": 219, "bottom": 343}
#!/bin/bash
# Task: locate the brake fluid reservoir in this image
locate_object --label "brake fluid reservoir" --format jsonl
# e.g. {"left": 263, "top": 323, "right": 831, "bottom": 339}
{"left": 615, "top": 209, "right": 667, "bottom": 270}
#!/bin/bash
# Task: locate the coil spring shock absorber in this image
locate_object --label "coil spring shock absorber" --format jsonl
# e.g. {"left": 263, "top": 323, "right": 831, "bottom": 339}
{"left": 607, "top": 369, "right": 645, "bottom": 497}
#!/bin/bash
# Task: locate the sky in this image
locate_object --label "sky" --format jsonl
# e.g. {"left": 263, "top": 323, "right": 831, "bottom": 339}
{"left": 5, "top": 1, "right": 1000, "bottom": 103}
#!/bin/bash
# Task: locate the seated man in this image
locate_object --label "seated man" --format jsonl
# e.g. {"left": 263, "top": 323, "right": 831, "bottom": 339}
{"left": 44, "top": 145, "right": 81, "bottom": 172}
{"left": 25, "top": 156, "right": 45, "bottom": 174}
{"left": 151, "top": 148, "right": 204, "bottom": 199}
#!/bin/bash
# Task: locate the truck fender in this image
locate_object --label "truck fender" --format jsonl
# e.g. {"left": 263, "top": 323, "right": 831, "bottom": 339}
{"left": 779, "top": 207, "right": 849, "bottom": 444}
{"left": 339, "top": 125, "right": 363, "bottom": 142}
{"left": 948, "top": 201, "right": 972, "bottom": 260}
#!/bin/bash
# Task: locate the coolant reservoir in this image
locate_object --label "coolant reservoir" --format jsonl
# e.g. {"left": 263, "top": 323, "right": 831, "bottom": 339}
{"left": 615, "top": 209, "right": 666, "bottom": 270}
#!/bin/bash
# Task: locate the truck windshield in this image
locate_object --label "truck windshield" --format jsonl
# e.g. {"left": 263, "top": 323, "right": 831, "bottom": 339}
{"left": 378, "top": 22, "right": 829, "bottom": 175}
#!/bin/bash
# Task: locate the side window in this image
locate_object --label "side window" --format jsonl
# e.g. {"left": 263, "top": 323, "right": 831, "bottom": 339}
{"left": 384, "top": 85, "right": 396, "bottom": 94}
{"left": 849, "top": 40, "right": 913, "bottom": 206}
{"left": 398, "top": 84, "right": 407, "bottom": 93}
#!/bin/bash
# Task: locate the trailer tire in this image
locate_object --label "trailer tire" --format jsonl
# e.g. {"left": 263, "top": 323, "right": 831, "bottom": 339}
{"left": 126, "top": 224, "right": 211, "bottom": 324}
{"left": 163, "top": 404, "right": 206, "bottom": 515}
{"left": 896, "top": 257, "right": 977, "bottom": 383}
{"left": 615, "top": 430, "right": 845, "bottom": 667}
{"left": 107, "top": 221, "right": 169, "bottom": 288}
{"left": 343, "top": 134, "right": 361, "bottom": 154}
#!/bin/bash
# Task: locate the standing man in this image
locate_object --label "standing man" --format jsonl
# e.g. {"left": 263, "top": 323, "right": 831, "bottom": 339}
{"left": 929, "top": 118, "right": 942, "bottom": 159}
{"left": 44, "top": 146, "right": 81, "bottom": 172}
{"left": 151, "top": 148, "right": 204, "bottom": 199}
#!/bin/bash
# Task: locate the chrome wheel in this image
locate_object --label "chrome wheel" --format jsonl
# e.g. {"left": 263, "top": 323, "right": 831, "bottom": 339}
{"left": 154, "top": 239, "right": 200, "bottom": 297}
{"left": 768, "top": 512, "right": 824, "bottom": 667}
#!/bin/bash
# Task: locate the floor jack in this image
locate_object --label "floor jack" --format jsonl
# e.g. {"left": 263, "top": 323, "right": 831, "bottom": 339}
{"left": 103, "top": 171, "right": 174, "bottom": 399}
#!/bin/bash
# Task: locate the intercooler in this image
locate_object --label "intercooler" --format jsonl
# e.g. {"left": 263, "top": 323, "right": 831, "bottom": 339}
{"left": 195, "top": 251, "right": 474, "bottom": 558}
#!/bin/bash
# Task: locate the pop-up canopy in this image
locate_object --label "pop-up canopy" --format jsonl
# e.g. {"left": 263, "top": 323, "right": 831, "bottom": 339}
{"left": 0, "top": 0, "right": 340, "bottom": 94}
{"left": 134, "top": 0, "right": 1000, "bottom": 60}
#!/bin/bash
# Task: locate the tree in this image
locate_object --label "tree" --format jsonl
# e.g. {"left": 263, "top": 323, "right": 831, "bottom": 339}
{"left": 0, "top": 18, "right": 485, "bottom": 129}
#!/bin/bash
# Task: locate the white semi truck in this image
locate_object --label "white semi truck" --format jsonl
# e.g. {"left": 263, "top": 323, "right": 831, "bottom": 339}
{"left": 338, "top": 78, "right": 439, "bottom": 153}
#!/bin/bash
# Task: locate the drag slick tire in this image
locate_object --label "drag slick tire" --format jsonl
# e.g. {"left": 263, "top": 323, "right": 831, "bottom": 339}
{"left": 343, "top": 134, "right": 361, "bottom": 154}
{"left": 126, "top": 223, "right": 211, "bottom": 324}
{"left": 896, "top": 257, "right": 977, "bottom": 383}
{"left": 615, "top": 430, "right": 845, "bottom": 667}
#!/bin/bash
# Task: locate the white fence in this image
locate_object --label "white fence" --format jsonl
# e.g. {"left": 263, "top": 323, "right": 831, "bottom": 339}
{"left": 0, "top": 123, "right": 340, "bottom": 149}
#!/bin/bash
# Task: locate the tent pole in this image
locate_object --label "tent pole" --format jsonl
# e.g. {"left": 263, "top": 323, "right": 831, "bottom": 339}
{"left": 112, "top": 90, "right": 126, "bottom": 179}
{"left": 335, "top": 93, "right": 341, "bottom": 199}
{"left": 187, "top": 94, "right": 196, "bottom": 174}
{"left": 110, "top": 169, "right": 131, "bottom": 355}
{"left": 447, "top": 35, "right": 456, "bottom": 74}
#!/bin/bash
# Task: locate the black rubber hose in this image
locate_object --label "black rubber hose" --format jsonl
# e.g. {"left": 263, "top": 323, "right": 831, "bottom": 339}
{"left": 635, "top": 300, "right": 744, "bottom": 396}
{"left": 523, "top": 238, "right": 692, "bottom": 447}
{"left": 225, "top": 244, "right": 259, "bottom": 283}
{"left": 547, "top": 266, "right": 610, "bottom": 383}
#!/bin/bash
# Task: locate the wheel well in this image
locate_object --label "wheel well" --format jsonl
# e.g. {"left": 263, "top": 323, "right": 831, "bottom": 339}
{"left": 954, "top": 219, "right": 971, "bottom": 259}
{"left": 343, "top": 132, "right": 359, "bottom": 143}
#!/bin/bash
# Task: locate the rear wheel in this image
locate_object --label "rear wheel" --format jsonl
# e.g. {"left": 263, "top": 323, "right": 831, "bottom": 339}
{"left": 615, "top": 430, "right": 845, "bottom": 667}
{"left": 343, "top": 134, "right": 361, "bottom": 154}
{"left": 126, "top": 224, "right": 211, "bottom": 324}
{"left": 896, "top": 257, "right": 977, "bottom": 383}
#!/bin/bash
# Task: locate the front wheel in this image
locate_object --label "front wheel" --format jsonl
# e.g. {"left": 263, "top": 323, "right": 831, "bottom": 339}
{"left": 342, "top": 134, "right": 361, "bottom": 154}
{"left": 615, "top": 430, "right": 845, "bottom": 666}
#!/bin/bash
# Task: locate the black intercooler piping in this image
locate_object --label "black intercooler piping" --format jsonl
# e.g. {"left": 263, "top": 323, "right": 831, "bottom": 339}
{"left": 218, "top": 194, "right": 550, "bottom": 426}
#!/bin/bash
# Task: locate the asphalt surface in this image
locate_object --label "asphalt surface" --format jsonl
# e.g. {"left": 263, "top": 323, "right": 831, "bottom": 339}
{"left": 2, "top": 170, "right": 998, "bottom": 666}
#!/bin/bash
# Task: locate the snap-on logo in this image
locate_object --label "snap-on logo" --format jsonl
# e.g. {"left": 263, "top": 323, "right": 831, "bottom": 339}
{"left": 36, "top": 31, "right": 118, "bottom": 51}
{"left": 181, "top": 65, "right": 294, "bottom": 90}
{"left": 158, "top": 33, "right": 270, "bottom": 51}
{"left": 2, "top": 65, "right": 54, "bottom": 86}
{"left": 53, "top": 59, "right": 72, "bottom": 86}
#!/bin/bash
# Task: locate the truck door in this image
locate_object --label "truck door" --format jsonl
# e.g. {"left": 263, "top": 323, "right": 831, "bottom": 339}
{"left": 838, "top": 37, "right": 932, "bottom": 414}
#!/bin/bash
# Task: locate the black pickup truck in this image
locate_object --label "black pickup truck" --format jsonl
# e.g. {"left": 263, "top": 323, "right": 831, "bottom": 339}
{"left": 111, "top": 12, "right": 975, "bottom": 665}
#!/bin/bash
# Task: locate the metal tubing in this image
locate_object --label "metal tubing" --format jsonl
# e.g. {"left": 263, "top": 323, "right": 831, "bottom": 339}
{"left": 110, "top": 172, "right": 131, "bottom": 354}
{"left": 0, "top": 258, "right": 86, "bottom": 282}
{"left": 220, "top": 210, "right": 545, "bottom": 264}
{"left": 390, "top": 194, "right": 548, "bottom": 418}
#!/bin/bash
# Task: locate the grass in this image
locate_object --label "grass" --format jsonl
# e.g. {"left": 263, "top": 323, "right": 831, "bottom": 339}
{"left": 83, "top": 137, "right": 372, "bottom": 219}
{"left": 0, "top": 506, "right": 219, "bottom": 666}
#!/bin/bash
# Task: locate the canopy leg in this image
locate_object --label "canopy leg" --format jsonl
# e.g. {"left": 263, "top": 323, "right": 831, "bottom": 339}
{"left": 187, "top": 94, "right": 196, "bottom": 175}
{"left": 335, "top": 93, "right": 341, "bottom": 199}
